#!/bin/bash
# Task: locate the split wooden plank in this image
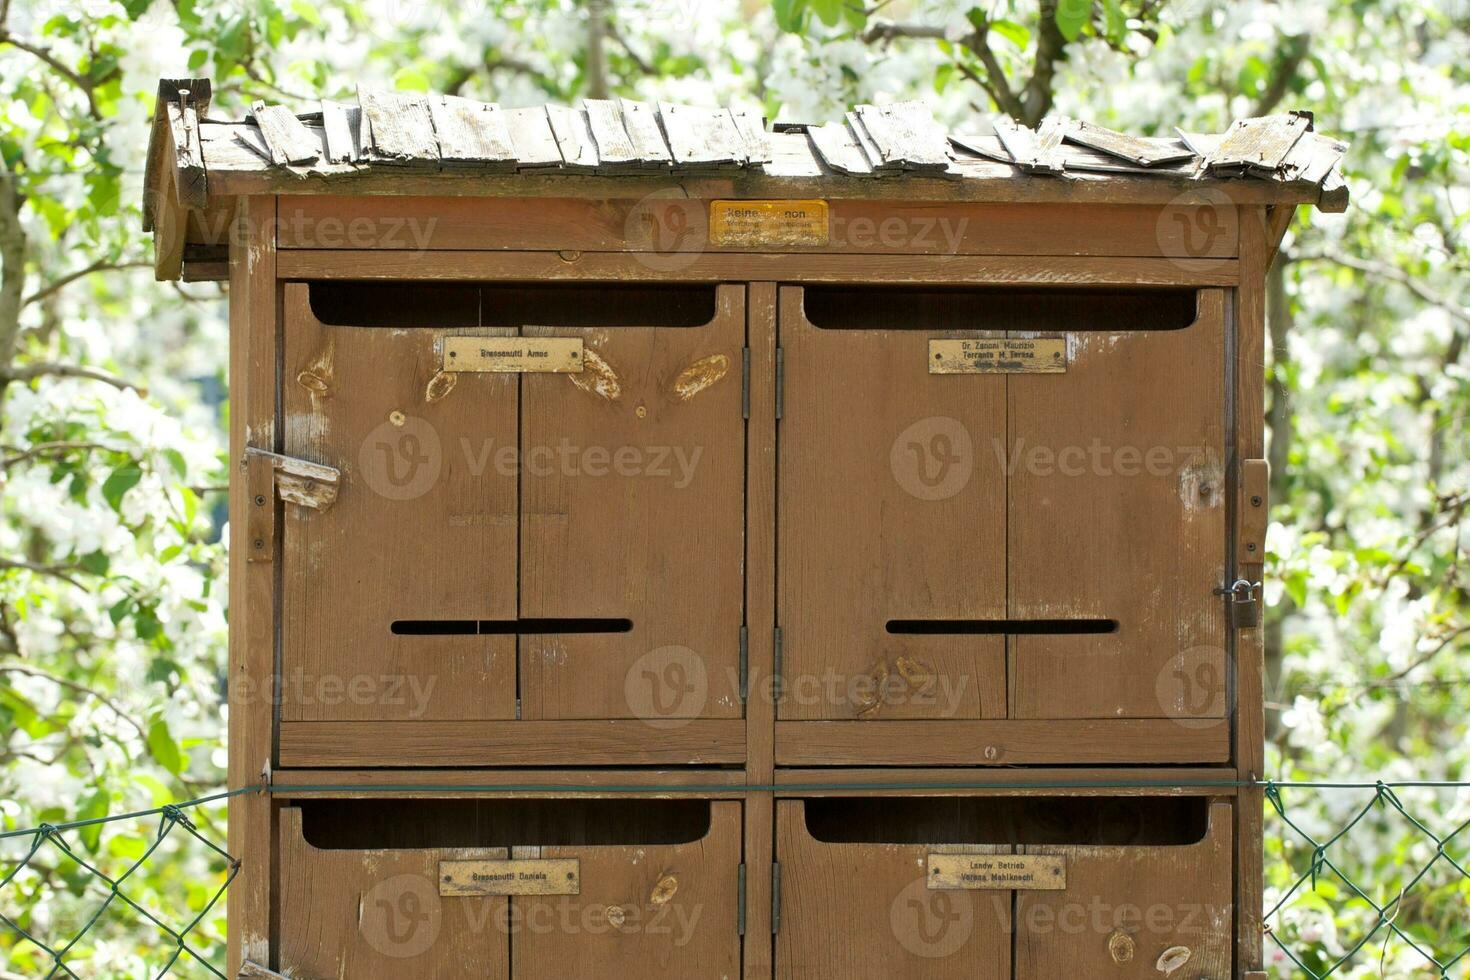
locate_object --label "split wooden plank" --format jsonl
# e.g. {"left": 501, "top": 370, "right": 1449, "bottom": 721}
{"left": 659, "top": 102, "right": 746, "bottom": 167}
{"left": 730, "top": 106, "right": 772, "bottom": 165}
{"left": 1065, "top": 119, "right": 1195, "bottom": 166}
{"left": 318, "top": 99, "right": 361, "bottom": 164}
{"left": 852, "top": 101, "right": 950, "bottom": 171}
{"left": 1174, "top": 129, "right": 1221, "bottom": 158}
{"left": 504, "top": 106, "right": 564, "bottom": 169}
{"left": 1203, "top": 112, "right": 1312, "bottom": 176}
{"left": 249, "top": 101, "right": 319, "bottom": 166}
{"left": 845, "top": 110, "right": 886, "bottom": 172}
{"left": 1281, "top": 130, "right": 1348, "bottom": 185}
{"left": 544, "top": 104, "right": 600, "bottom": 172}
{"left": 806, "top": 121, "right": 873, "bottom": 176}
{"left": 357, "top": 86, "right": 438, "bottom": 163}
{"left": 993, "top": 115, "right": 1069, "bottom": 174}
{"left": 427, "top": 94, "right": 515, "bottom": 169}
{"left": 583, "top": 98, "right": 640, "bottom": 170}
{"left": 616, "top": 97, "right": 673, "bottom": 166}
{"left": 1060, "top": 144, "right": 1194, "bottom": 176}
{"left": 949, "top": 131, "right": 1013, "bottom": 165}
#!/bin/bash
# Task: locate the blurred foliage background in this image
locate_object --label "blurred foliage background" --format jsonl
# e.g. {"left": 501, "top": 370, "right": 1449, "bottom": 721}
{"left": 0, "top": 0, "right": 1467, "bottom": 975}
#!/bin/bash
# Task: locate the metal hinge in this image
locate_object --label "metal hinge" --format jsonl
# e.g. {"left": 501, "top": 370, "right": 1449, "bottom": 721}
{"left": 736, "top": 863, "right": 747, "bottom": 936}
{"left": 771, "top": 862, "right": 781, "bottom": 935}
{"left": 774, "top": 347, "right": 784, "bottom": 420}
{"left": 741, "top": 346, "right": 751, "bottom": 420}
{"left": 738, "top": 625, "right": 749, "bottom": 702}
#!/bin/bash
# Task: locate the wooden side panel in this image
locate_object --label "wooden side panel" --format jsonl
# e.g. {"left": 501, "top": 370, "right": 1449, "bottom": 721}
{"left": 778, "top": 286, "right": 1006, "bottom": 721}
{"left": 279, "top": 284, "right": 518, "bottom": 722}
{"left": 277, "top": 809, "right": 510, "bottom": 977}
{"left": 1015, "top": 802, "right": 1233, "bottom": 979}
{"left": 1008, "top": 290, "right": 1228, "bottom": 720}
{"left": 511, "top": 802, "right": 743, "bottom": 978}
{"left": 226, "top": 196, "right": 274, "bottom": 975}
{"left": 518, "top": 286, "right": 745, "bottom": 721}
{"left": 774, "top": 800, "right": 1012, "bottom": 979}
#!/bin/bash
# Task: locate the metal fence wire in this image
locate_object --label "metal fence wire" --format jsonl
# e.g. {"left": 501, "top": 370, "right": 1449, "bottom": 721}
{"left": 1, "top": 780, "right": 1467, "bottom": 978}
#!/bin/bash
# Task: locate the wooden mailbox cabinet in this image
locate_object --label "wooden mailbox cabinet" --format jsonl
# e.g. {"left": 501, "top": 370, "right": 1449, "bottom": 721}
{"left": 143, "top": 79, "right": 1346, "bottom": 979}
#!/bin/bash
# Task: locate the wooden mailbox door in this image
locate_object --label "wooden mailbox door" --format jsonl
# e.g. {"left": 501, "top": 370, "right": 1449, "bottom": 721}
{"left": 509, "top": 801, "right": 743, "bottom": 978}
{"left": 1007, "top": 290, "right": 1227, "bottom": 723}
{"left": 280, "top": 283, "right": 519, "bottom": 725}
{"left": 777, "top": 287, "right": 1008, "bottom": 722}
{"left": 518, "top": 284, "right": 746, "bottom": 723}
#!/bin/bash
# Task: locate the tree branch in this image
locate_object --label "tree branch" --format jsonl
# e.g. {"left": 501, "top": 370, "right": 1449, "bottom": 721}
{"left": 1, "top": 440, "right": 121, "bottom": 467}
{"left": 1252, "top": 34, "right": 1312, "bottom": 116}
{"left": 0, "top": 31, "right": 115, "bottom": 118}
{"left": 22, "top": 259, "right": 151, "bottom": 308}
{"left": 1295, "top": 249, "right": 1470, "bottom": 327}
{"left": 0, "top": 662, "right": 149, "bottom": 744}
{"left": 0, "top": 168, "right": 24, "bottom": 379}
{"left": 1, "top": 361, "right": 142, "bottom": 392}
{"left": 0, "top": 558, "right": 87, "bottom": 588}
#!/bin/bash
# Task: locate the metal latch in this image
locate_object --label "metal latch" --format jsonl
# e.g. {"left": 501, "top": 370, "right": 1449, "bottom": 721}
{"left": 243, "top": 447, "right": 341, "bottom": 511}
{"left": 1217, "top": 579, "right": 1262, "bottom": 629}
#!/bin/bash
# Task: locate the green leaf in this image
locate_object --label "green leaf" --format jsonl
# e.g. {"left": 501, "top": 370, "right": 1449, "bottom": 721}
{"left": 109, "top": 596, "right": 135, "bottom": 626}
{"left": 772, "top": 0, "right": 805, "bottom": 33}
{"left": 101, "top": 464, "right": 142, "bottom": 512}
{"left": 76, "top": 788, "right": 110, "bottom": 853}
{"left": 147, "top": 717, "right": 183, "bottom": 775}
{"left": 988, "top": 19, "right": 1030, "bottom": 49}
{"left": 1054, "top": 0, "right": 1092, "bottom": 42}
{"left": 78, "top": 550, "right": 110, "bottom": 576}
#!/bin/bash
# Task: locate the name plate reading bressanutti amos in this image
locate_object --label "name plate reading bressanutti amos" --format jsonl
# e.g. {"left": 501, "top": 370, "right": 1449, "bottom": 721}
{"left": 439, "top": 858, "right": 581, "bottom": 896}
{"left": 443, "top": 337, "right": 584, "bottom": 373}
{"left": 929, "top": 338, "right": 1067, "bottom": 374}
{"left": 926, "top": 854, "right": 1067, "bottom": 891}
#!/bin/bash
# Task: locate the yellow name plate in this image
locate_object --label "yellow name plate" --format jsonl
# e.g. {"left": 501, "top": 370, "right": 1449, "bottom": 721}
{"left": 444, "top": 337, "right": 584, "bottom": 373}
{"left": 709, "top": 200, "right": 829, "bottom": 247}
{"left": 929, "top": 338, "right": 1067, "bottom": 374}
{"left": 439, "top": 858, "right": 581, "bottom": 896}
{"left": 927, "top": 854, "right": 1067, "bottom": 891}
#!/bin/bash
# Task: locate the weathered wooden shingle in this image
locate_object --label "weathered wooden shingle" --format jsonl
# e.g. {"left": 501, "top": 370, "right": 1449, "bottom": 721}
{"left": 852, "top": 102, "right": 950, "bottom": 171}
{"left": 730, "top": 108, "right": 772, "bottom": 165}
{"left": 616, "top": 98, "right": 673, "bottom": 167}
{"left": 319, "top": 100, "right": 362, "bottom": 164}
{"left": 993, "top": 116, "right": 1068, "bottom": 174}
{"left": 807, "top": 121, "right": 874, "bottom": 177}
{"left": 503, "top": 106, "right": 563, "bottom": 169}
{"left": 1203, "top": 112, "right": 1312, "bottom": 176}
{"left": 583, "top": 99, "right": 640, "bottom": 170}
{"left": 544, "top": 104, "right": 600, "bottom": 172}
{"left": 659, "top": 103, "right": 745, "bottom": 168}
{"left": 358, "top": 87, "right": 439, "bottom": 163}
{"left": 1065, "top": 120, "right": 1194, "bottom": 167}
{"left": 249, "top": 101, "right": 320, "bottom": 166}
{"left": 428, "top": 95, "right": 516, "bottom": 169}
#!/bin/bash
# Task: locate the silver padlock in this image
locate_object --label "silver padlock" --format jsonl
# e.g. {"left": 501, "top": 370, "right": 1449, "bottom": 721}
{"left": 1228, "top": 579, "right": 1262, "bottom": 629}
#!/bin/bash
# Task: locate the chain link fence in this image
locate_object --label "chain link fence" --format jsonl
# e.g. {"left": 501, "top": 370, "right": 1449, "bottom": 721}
{"left": 2, "top": 781, "right": 1466, "bottom": 978}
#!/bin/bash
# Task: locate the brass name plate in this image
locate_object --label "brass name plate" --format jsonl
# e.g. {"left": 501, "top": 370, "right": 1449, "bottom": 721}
{"left": 927, "top": 854, "right": 1067, "bottom": 891}
{"left": 439, "top": 859, "right": 581, "bottom": 896}
{"left": 929, "top": 339, "right": 1067, "bottom": 374}
{"left": 709, "top": 200, "right": 829, "bottom": 247}
{"left": 444, "top": 337, "right": 584, "bottom": 373}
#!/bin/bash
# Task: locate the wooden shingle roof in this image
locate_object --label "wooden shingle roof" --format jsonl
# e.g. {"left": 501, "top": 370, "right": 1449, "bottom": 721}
{"left": 143, "top": 77, "right": 1349, "bottom": 279}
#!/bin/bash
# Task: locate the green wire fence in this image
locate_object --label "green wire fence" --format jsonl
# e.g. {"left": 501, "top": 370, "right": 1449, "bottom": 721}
{"left": 1, "top": 780, "right": 1466, "bottom": 978}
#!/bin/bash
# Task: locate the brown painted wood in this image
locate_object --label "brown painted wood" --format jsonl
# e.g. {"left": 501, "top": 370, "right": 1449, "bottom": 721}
{"left": 744, "top": 282, "right": 778, "bottom": 977}
{"left": 1015, "top": 801, "right": 1233, "bottom": 979}
{"left": 271, "top": 768, "right": 748, "bottom": 794}
{"left": 273, "top": 196, "right": 1236, "bottom": 258}
{"left": 511, "top": 801, "right": 743, "bottom": 978}
{"left": 775, "top": 799, "right": 1012, "bottom": 979}
{"left": 1234, "top": 207, "right": 1271, "bottom": 977}
{"left": 774, "top": 720, "right": 1229, "bottom": 766}
{"left": 277, "top": 807, "right": 510, "bottom": 978}
{"left": 517, "top": 285, "right": 745, "bottom": 722}
{"left": 1007, "top": 290, "right": 1228, "bottom": 722}
{"left": 278, "top": 719, "right": 747, "bottom": 767}
{"left": 777, "top": 285, "right": 1006, "bottom": 722}
{"left": 226, "top": 196, "right": 275, "bottom": 976}
{"left": 276, "top": 249, "right": 1241, "bottom": 287}
{"left": 278, "top": 284, "right": 519, "bottom": 724}
{"left": 772, "top": 768, "right": 1241, "bottom": 796}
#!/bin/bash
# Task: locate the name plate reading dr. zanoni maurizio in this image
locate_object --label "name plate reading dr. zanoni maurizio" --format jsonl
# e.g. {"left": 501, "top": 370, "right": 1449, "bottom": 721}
{"left": 929, "top": 338, "right": 1068, "bottom": 374}
{"left": 439, "top": 858, "right": 581, "bottom": 896}
{"left": 926, "top": 854, "right": 1067, "bottom": 891}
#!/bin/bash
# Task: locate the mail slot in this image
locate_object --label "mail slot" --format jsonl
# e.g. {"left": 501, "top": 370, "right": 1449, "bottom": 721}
{"left": 278, "top": 797, "right": 743, "bottom": 978}
{"left": 275, "top": 281, "right": 746, "bottom": 762}
{"left": 775, "top": 795, "right": 1231, "bottom": 980}
{"left": 777, "top": 284, "right": 1227, "bottom": 734}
